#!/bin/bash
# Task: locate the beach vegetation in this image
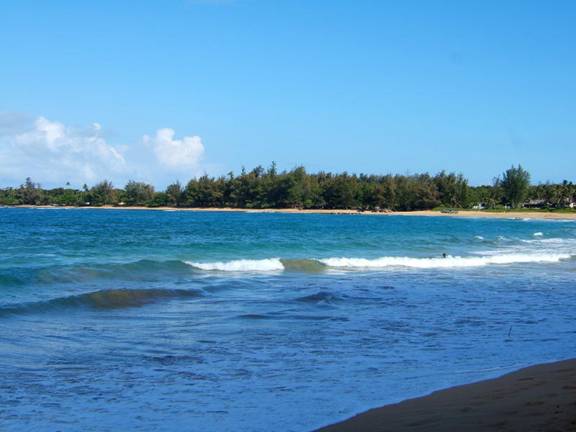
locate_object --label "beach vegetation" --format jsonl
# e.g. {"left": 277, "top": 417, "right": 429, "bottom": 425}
{"left": 88, "top": 181, "right": 116, "bottom": 206}
{"left": 124, "top": 181, "right": 155, "bottom": 206}
{"left": 166, "top": 181, "right": 184, "bottom": 207}
{"left": 499, "top": 165, "right": 531, "bottom": 208}
{"left": 1, "top": 165, "right": 575, "bottom": 212}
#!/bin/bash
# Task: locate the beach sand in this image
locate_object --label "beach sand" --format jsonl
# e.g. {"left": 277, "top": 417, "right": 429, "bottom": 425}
{"left": 391, "top": 210, "right": 576, "bottom": 220}
{"left": 316, "top": 359, "right": 576, "bottom": 432}
{"left": 11, "top": 205, "right": 576, "bottom": 220}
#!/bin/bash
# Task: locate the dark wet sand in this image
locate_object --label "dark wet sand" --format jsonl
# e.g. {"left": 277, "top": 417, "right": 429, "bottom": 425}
{"left": 317, "top": 359, "right": 576, "bottom": 432}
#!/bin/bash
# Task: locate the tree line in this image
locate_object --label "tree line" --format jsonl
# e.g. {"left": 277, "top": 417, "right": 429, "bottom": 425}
{"left": 0, "top": 164, "right": 574, "bottom": 211}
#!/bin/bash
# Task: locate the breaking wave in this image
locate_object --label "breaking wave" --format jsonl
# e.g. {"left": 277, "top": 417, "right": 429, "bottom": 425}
{"left": 186, "top": 258, "right": 328, "bottom": 273}
{"left": 186, "top": 258, "right": 285, "bottom": 272}
{"left": 319, "top": 254, "right": 571, "bottom": 269}
{"left": 185, "top": 253, "right": 572, "bottom": 272}
{"left": 3, "top": 252, "right": 573, "bottom": 291}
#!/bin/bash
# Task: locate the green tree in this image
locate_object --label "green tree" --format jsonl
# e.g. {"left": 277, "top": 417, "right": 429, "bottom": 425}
{"left": 166, "top": 181, "right": 184, "bottom": 207}
{"left": 89, "top": 181, "right": 116, "bottom": 206}
{"left": 148, "top": 192, "right": 169, "bottom": 207}
{"left": 434, "top": 171, "right": 469, "bottom": 208}
{"left": 47, "top": 187, "right": 82, "bottom": 206}
{"left": 321, "top": 173, "right": 359, "bottom": 209}
{"left": 124, "top": 181, "right": 155, "bottom": 206}
{"left": 499, "top": 165, "right": 531, "bottom": 208}
{"left": 18, "top": 177, "right": 43, "bottom": 205}
{"left": 186, "top": 175, "right": 224, "bottom": 207}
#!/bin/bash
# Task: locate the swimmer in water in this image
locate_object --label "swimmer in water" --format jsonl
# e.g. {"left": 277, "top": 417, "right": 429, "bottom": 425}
{"left": 442, "top": 253, "right": 447, "bottom": 258}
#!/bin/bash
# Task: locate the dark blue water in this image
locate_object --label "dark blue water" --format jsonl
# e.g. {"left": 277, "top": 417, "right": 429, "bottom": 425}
{"left": 1, "top": 208, "right": 575, "bottom": 431}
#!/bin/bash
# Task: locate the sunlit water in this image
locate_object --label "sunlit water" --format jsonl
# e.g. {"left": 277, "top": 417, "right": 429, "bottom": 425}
{"left": 1, "top": 208, "right": 575, "bottom": 431}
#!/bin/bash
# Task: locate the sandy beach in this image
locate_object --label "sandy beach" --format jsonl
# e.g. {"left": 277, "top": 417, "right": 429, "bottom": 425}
{"left": 391, "top": 210, "right": 576, "bottom": 220}
{"left": 317, "top": 359, "right": 576, "bottom": 432}
{"left": 10, "top": 205, "right": 576, "bottom": 220}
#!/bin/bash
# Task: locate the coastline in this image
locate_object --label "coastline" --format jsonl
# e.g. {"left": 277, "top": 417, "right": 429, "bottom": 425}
{"left": 316, "top": 358, "right": 576, "bottom": 432}
{"left": 6, "top": 205, "right": 576, "bottom": 220}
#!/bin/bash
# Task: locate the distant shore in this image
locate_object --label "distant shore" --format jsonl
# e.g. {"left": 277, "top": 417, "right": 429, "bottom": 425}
{"left": 316, "top": 358, "right": 576, "bottom": 432}
{"left": 5, "top": 205, "right": 576, "bottom": 220}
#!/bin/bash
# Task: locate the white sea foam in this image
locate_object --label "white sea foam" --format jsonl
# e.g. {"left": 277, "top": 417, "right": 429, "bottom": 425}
{"left": 474, "top": 235, "right": 485, "bottom": 240}
{"left": 186, "top": 258, "right": 284, "bottom": 272}
{"left": 532, "top": 238, "right": 570, "bottom": 243}
{"left": 319, "top": 253, "right": 571, "bottom": 269}
{"left": 533, "top": 232, "right": 543, "bottom": 237}
{"left": 186, "top": 252, "right": 573, "bottom": 272}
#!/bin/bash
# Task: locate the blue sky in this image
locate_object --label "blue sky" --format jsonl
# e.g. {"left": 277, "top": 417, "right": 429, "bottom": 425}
{"left": 1, "top": 0, "right": 575, "bottom": 187}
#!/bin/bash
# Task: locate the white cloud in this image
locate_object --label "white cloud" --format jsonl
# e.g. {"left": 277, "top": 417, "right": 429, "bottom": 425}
{"left": 147, "top": 128, "right": 205, "bottom": 170}
{"left": 0, "top": 115, "right": 126, "bottom": 186}
{"left": 0, "top": 113, "right": 209, "bottom": 187}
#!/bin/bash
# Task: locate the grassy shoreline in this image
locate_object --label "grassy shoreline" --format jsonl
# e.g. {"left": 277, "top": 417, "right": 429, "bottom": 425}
{"left": 4, "top": 205, "right": 576, "bottom": 220}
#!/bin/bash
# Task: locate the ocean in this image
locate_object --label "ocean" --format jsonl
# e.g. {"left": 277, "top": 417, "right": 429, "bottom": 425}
{"left": 1, "top": 208, "right": 575, "bottom": 431}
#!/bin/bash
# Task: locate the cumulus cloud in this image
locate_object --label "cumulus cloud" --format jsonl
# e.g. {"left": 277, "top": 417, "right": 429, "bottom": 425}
{"left": 0, "top": 113, "right": 208, "bottom": 187}
{"left": 0, "top": 115, "right": 126, "bottom": 186}
{"left": 145, "top": 128, "right": 205, "bottom": 171}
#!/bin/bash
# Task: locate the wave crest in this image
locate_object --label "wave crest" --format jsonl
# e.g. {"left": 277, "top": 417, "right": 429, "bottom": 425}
{"left": 186, "top": 258, "right": 327, "bottom": 273}
{"left": 185, "top": 258, "right": 284, "bottom": 272}
{"left": 319, "top": 254, "right": 571, "bottom": 269}
{"left": 0, "top": 288, "right": 202, "bottom": 316}
{"left": 185, "top": 253, "right": 572, "bottom": 273}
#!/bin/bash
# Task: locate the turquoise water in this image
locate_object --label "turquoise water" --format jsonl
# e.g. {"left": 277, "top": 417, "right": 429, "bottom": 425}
{"left": 1, "top": 208, "right": 575, "bottom": 431}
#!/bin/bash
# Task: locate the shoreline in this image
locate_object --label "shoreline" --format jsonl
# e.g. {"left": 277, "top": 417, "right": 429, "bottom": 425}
{"left": 4, "top": 205, "right": 576, "bottom": 220}
{"left": 316, "top": 358, "right": 576, "bottom": 432}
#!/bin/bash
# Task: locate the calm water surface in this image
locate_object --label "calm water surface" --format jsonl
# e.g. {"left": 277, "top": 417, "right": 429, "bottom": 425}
{"left": 0, "top": 208, "right": 575, "bottom": 431}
